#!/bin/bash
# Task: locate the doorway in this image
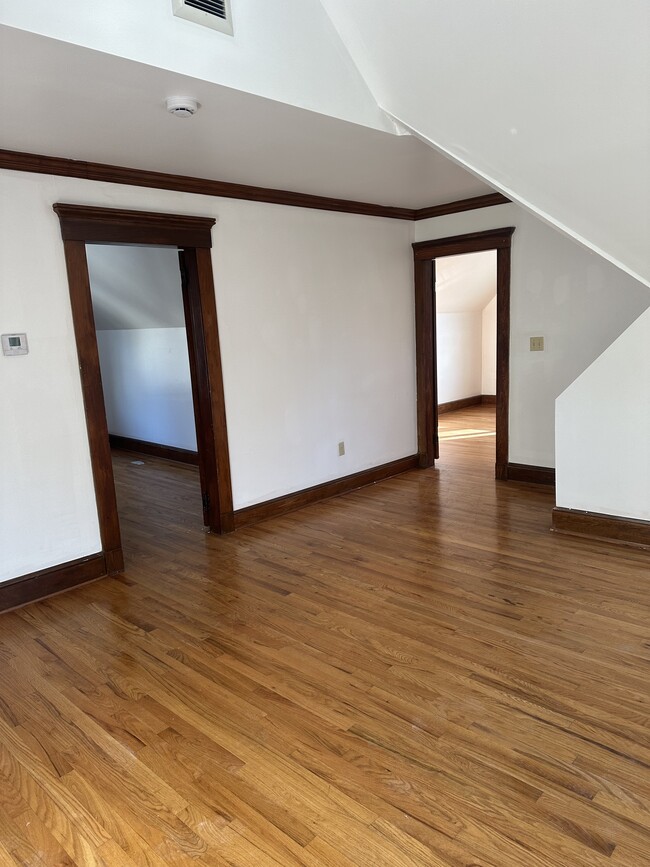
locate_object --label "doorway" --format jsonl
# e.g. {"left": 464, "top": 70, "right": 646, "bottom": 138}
{"left": 412, "top": 227, "right": 514, "bottom": 480}
{"left": 54, "top": 204, "right": 234, "bottom": 574}
{"left": 435, "top": 249, "right": 497, "bottom": 470}
{"left": 87, "top": 244, "right": 199, "bottom": 460}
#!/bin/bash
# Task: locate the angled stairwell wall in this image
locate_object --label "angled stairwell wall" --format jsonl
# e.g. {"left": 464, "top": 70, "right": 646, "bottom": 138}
{"left": 321, "top": 0, "right": 650, "bottom": 287}
{"left": 556, "top": 307, "right": 650, "bottom": 526}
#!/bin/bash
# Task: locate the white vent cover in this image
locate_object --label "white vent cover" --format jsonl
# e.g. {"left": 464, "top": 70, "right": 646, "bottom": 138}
{"left": 172, "top": 0, "right": 233, "bottom": 36}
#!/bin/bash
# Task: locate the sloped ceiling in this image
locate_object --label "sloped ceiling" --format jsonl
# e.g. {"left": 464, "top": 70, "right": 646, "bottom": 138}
{"left": 320, "top": 0, "right": 650, "bottom": 287}
{"left": 0, "top": 25, "right": 492, "bottom": 208}
{"left": 436, "top": 251, "right": 496, "bottom": 314}
{"left": 0, "top": 0, "right": 390, "bottom": 131}
{"left": 87, "top": 245, "right": 184, "bottom": 331}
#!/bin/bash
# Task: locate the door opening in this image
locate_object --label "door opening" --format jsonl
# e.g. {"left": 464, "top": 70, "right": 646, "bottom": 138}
{"left": 412, "top": 227, "right": 514, "bottom": 480}
{"left": 54, "top": 204, "right": 234, "bottom": 574}
{"left": 434, "top": 249, "right": 497, "bottom": 466}
{"left": 86, "top": 242, "right": 207, "bottom": 544}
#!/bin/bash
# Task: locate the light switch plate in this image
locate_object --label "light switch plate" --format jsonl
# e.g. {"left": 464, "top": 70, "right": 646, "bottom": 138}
{"left": 530, "top": 336, "right": 544, "bottom": 352}
{"left": 2, "top": 333, "right": 28, "bottom": 356}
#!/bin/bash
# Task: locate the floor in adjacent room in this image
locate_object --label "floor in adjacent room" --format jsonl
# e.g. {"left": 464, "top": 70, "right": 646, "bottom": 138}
{"left": 0, "top": 406, "right": 649, "bottom": 866}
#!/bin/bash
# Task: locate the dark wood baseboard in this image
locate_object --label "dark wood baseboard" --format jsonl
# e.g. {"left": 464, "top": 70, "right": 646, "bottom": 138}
{"left": 438, "top": 395, "right": 497, "bottom": 414}
{"left": 551, "top": 508, "right": 650, "bottom": 549}
{"left": 0, "top": 553, "right": 107, "bottom": 613}
{"left": 234, "top": 455, "right": 419, "bottom": 529}
{"left": 109, "top": 434, "right": 199, "bottom": 466}
{"left": 438, "top": 395, "right": 481, "bottom": 414}
{"left": 104, "top": 547, "right": 125, "bottom": 574}
{"left": 506, "top": 463, "right": 556, "bottom": 486}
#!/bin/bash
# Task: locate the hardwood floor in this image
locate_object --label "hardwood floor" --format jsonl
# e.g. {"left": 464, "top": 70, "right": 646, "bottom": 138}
{"left": 1, "top": 407, "right": 649, "bottom": 865}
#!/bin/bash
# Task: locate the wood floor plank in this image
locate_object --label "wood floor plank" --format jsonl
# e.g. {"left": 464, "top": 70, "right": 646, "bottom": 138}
{"left": 1, "top": 406, "right": 649, "bottom": 864}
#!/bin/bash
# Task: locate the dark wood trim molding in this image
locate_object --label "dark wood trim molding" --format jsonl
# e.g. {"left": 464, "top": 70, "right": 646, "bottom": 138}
{"left": 506, "top": 463, "right": 555, "bottom": 486}
{"left": 413, "top": 227, "right": 516, "bottom": 259}
{"left": 183, "top": 246, "right": 235, "bottom": 532}
{"left": 7, "top": 150, "right": 414, "bottom": 221}
{"left": 0, "top": 554, "right": 107, "bottom": 613}
{"left": 552, "top": 508, "right": 650, "bottom": 549}
{"left": 414, "top": 193, "right": 510, "bottom": 221}
{"left": 415, "top": 259, "right": 436, "bottom": 468}
{"left": 439, "top": 396, "right": 482, "bottom": 415}
{"left": 59, "top": 238, "right": 125, "bottom": 571}
{"left": 109, "top": 435, "right": 199, "bottom": 466}
{"left": 54, "top": 203, "right": 234, "bottom": 568}
{"left": 413, "top": 228, "right": 514, "bottom": 479}
{"left": 234, "top": 455, "right": 419, "bottom": 529}
{"left": 437, "top": 395, "right": 496, "bottom": 415}
{"left": 2, "top": 149, "right": 509, "bottom": 223}
{"left": 53, "top": 204, "right": 215, "bottom": 247}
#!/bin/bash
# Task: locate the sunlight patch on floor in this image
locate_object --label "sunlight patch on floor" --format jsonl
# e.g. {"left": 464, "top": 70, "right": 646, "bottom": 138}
{"left": 439, "top": 428, "right": 496, "bottom": 441}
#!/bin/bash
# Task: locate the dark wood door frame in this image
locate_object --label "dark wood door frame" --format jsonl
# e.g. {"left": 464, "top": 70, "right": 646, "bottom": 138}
{"left": 412, "top": 227, "right": 515, "bottom": 480}
{"left": 54, "top": 204, "right": 234, "bottom": 574}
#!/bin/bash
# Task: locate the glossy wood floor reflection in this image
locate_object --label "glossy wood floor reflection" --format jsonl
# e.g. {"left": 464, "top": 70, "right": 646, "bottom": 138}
{"left": 2, "top": 407, "right": 650, "bottom": 866}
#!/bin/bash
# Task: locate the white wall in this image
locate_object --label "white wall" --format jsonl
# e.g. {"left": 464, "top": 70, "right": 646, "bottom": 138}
{"left": 0, "top": 168, "right": 415, "bottom": 582}
{"left": 0, "top": 0, "right": 389, "bottom": 132}
{"left": 416, "top": 204, "right": 650, "bottom": 468}
{"left": 556, "top": 308, "right": 650, "bottom": 521}
{"left": 435, "top": 250, "right": 496, "bottom": 403}
{"left": 96, "top": 329, "right": 197, "bottom": 451}
{"left": 436, "top": 312, "right": 482, "bottom": 404}
{"left": 481, "top": 296, "right": 497, "bottom": 395}
{"left": 321, "top": 0, "right": 650, "bottom": 287}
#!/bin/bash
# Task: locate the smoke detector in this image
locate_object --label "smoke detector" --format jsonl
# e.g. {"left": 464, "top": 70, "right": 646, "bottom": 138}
{"left": 166, "top": 97, "right": 200, "bottom": 118}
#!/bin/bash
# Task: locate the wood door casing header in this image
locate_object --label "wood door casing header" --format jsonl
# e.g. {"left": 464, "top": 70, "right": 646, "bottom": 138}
{"left": 53, "top": 204, "right": 215, "bottom": 247}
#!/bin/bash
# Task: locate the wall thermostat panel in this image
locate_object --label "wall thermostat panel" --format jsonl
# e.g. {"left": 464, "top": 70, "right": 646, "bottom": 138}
{"left": 2, "top": 333, "right": 28, "bottom": 356}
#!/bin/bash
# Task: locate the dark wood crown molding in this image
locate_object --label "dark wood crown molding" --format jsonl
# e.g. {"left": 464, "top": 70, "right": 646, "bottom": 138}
{"left": 4, "top": 149, "right": 415, "bottom": 221}
{"left": 413, "top": 192, "right": 510, "bottom": 221}
{"left": 2, "top": 149, "right": 510, "bottom": 223}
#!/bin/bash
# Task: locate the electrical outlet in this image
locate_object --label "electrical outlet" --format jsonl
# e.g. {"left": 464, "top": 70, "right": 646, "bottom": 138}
{"left": 338, "top": 441, "right": 345, "bottom": 456}
{"left": 530, "top": 336, "right": 544, "bottom": 352}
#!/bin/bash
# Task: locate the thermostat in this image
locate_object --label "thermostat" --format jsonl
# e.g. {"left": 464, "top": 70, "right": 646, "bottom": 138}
{"left": 2, "top": 333, "right": 28, "bottom": 356}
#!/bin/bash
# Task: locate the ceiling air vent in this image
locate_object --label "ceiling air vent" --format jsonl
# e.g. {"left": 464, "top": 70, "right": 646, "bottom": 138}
{"left": 172, "top": 0, "right": 233, "bottom": 36}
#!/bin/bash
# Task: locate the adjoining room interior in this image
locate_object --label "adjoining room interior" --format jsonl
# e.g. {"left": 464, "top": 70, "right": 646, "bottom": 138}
{"left": 87, "top": 244, "right": 199, "bottom": 465}
{"left": 86, "top": 242, "right": 204, "bottom": 561}
{"left": 435, "top": 250, "right": 497, "bottom": 470}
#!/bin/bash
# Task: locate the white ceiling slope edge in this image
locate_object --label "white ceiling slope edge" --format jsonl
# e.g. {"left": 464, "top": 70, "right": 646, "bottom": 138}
{"left": 0, "top": 26, "right": 491, "bottom": 208}
{"left": 436, "top": 251, "right": 496, "bottom": 315}
{"left": 319, "top": 0, "right": 650, "bottom": 289}
{"left": 0, "top": 0, "right": 392, "bottom": 132}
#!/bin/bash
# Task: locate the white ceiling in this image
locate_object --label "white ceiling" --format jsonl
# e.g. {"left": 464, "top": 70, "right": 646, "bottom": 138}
{"left": 0, "top": 25, "right": 492, "bottom": 209}
{"left": 436, "top": 251, "right": 496, "bottom": 314}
